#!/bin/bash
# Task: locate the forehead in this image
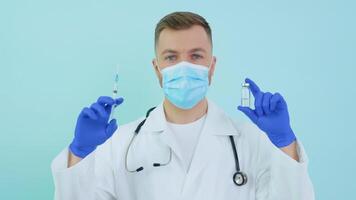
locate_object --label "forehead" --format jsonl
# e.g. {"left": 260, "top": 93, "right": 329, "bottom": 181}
{"left": 156, "top": 25, "right": 212, "bottom": 54}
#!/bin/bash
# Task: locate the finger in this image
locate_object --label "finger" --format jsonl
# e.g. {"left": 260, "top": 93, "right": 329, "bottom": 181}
{"left": 270, "top": 93, "right": 280, "bottom": 111}
{"left": 274, "top": 92, "right": 288, "bottom": 110}
{"left": 105, "top": 97, "right": 124, "bottom": 113}
{"left": 90, "top": 103, "right": 108, "bottom": 118}
{"left": 254, "top": 92, "right": 264, "bottom": 117}
{"left": 97, "top": 96, "right": 115, "bottom": 106}
{"left": 262, "top": 92, "right": 272, "bottom": 115}
{"left": 115, "top": 97, "right": 124, "bottom": 106}
{"left": 106, "top": 119, "right": 118, "bottom": 138}
{"left": 270, "top": 92, "right": 286, "bottom": 111}
{"left": 237, "top": 106, "right": 258, "bottom": 123}
{"left": 81, "top": 107, "right": 98, "bottom": 120}
{"left": 245, "top": 78, "right": 261, "bottom": 97}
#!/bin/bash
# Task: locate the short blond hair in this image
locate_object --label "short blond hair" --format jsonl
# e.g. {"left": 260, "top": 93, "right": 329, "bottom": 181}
{"left": 154, "top": 11, "right": 212, "bottom": 49}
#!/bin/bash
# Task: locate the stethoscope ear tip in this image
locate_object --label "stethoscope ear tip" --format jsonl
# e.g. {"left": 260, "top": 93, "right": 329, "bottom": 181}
{"left": 136, "top": 167, "right": 144, "bottom": 172}
{"left": 153, "top": 163, "right": 161, "bottom": 167}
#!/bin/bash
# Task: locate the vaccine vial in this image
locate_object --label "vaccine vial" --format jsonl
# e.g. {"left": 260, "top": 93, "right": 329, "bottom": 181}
{"left": 241, "top": 83, "right": 251, "bottom": 107}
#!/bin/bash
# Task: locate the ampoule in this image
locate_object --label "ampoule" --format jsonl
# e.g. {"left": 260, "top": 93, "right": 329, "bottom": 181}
{"left": 241, "top": 83, "right": 251, "bottom": 107}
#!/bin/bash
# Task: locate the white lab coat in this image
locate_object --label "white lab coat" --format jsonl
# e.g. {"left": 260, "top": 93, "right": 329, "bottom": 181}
{"left": 51, "top": 100, "right": 314, "bottom": 200}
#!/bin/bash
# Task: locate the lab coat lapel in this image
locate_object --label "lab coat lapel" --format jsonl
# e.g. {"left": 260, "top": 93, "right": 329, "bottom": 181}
{"left": 142, "top": 103, "right": 186, "bottom": 171}
{"left": 183, "top": 100, "right": 240, "bottom": 184}
{"left": 158, "top": 128, "right": 187, "bottom": 171}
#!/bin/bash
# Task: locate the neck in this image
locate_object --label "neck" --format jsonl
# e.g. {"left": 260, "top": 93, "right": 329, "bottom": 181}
{"left": 163, "top": 98, "right": 208, "bottom": 124}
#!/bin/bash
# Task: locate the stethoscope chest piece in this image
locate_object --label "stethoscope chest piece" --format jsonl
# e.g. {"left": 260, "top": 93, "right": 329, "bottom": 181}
{"left": 233, "top": 171, "right": 247, "bottom": 186}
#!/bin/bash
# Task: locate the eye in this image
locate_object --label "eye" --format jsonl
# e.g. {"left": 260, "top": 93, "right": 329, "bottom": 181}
{"left": 191, "top": 54, "right": 203, "bottom": 60}
{"left": 164, "top": 55, "right": 177, "bottom": 62}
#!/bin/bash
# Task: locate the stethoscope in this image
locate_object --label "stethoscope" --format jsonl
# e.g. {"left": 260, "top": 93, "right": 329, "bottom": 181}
{"left": 125, "top": 107, "right": 248, "bottom": 186}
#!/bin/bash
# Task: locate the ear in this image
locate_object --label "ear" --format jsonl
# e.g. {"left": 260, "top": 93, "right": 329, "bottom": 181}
{"left": 152, "top": 58, "right": 163, "bottom": 87}
{"left": 208, "top": 56, "right": 217, "bottom": 85}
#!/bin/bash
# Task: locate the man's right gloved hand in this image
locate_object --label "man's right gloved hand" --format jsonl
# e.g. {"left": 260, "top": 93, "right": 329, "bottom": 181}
{"left": 69, "top": 96, "right": 124, "bottom": 158}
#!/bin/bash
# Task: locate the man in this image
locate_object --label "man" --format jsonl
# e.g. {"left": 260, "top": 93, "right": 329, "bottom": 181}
{"left": 52, "top": 11, "right": 314, "bottom": 200}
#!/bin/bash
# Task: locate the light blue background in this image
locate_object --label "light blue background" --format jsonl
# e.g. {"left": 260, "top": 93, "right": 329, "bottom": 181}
{"left": 1, "top": 0, "right": 355, "bottom": 199}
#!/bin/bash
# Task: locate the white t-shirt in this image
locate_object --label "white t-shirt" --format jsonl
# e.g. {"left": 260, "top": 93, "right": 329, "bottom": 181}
{"left": 166, "top": 114, "right": 207, "bottom": 172}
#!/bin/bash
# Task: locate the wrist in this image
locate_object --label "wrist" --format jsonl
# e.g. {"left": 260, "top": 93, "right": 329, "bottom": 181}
{"left": 68, "top": 150, "right": 83, "bottom": 168}
{"left": 69, "top": 141, "right": 97, "bottom": 158}
{"left": 280, "top": 140, "right": 299, "bottom": 161}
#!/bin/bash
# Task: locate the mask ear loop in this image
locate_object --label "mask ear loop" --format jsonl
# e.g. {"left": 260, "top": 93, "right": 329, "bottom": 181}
{"left": 207, "top": 57, "right": 214, "bottom": 74}
{"left": 207, "top": 57, "right": 214, "bottom": 85}
{"left": 207, "top": 57, "right": 214, "bottom": 70}
{"left": 155, "top": 58, "right": 162, "bottom": 74}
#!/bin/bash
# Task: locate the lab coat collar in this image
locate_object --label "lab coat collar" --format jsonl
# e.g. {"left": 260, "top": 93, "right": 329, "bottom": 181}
{"left": 142, "top": 99, "right": 240, "bottom": 137}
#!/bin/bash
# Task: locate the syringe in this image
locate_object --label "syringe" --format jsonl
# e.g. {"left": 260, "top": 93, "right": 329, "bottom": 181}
{"left": 109, "top": 65, "right": 119, "bottom": 122}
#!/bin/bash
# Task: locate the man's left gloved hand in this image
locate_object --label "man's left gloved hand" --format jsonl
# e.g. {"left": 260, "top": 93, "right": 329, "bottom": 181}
{"left": 238, "top": 78, "right": 296, "bottom": 148}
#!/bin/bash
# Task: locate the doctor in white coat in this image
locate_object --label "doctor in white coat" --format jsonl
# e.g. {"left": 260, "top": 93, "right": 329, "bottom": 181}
{"left": 51, "top": 11, "right": 314, "bottom": 200}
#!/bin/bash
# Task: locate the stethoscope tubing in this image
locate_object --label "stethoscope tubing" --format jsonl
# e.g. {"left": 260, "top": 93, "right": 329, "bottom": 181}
{"left": 125, "top": 107, "right": 247, "bottom": 186}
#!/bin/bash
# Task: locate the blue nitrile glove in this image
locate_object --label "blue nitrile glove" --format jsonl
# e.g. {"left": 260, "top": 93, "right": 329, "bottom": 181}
{"left": 237, "top": 78, "right": 296, "bottom": 148}
{"left": 69, "top": 96, "right": 124, "bottom": 158}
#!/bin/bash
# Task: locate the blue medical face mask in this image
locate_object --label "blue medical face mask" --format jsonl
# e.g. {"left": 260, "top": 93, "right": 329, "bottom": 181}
{"left": 159, "top": 61, "right": 211, "bottom": 110}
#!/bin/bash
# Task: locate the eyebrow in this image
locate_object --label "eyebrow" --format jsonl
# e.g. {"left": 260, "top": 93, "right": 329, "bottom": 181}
{"left": 188, "top": 48, "right": 207, "bottom": 54}
{"left": 160, "top": 48, "right": 207, "bottom": 55}
{"left": 161, "top": 49, "right": 178, "bottom": 55}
